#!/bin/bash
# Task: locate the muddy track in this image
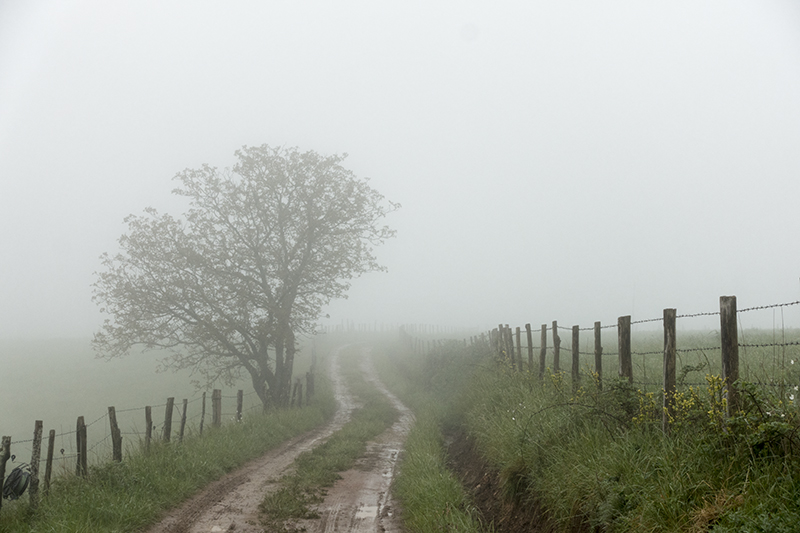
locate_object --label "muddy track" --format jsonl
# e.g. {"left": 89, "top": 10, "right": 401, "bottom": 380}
{"left": 290, "top": 346, "right": 414, "bottom": 533}
{"left": 143, "top": 345, "right": 412, "bottom": 533}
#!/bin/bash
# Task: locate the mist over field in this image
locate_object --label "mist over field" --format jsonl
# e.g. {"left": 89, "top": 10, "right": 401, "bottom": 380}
{"left": 1, "top": 1, "right": 799, "bottom": 339}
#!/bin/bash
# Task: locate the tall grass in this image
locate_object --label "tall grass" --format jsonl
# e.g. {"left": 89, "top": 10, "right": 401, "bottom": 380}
{"left": 374, "top": 341, "right": 485, "bottom": 532}
{"left": 465, "top": 345, "right": 800, "bottom": 532}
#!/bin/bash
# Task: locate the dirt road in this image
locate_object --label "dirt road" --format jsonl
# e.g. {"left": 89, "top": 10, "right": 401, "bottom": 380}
{"left": 291, "top": 349, "right": 414, "bottom": 533}
{"left": 144, "top": 345, "right": 412, "bottom": 533}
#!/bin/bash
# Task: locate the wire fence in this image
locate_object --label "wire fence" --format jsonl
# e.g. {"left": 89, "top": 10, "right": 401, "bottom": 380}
{"left": 2, "top": 387, "right": 266, "bottom": 481}
{"left": 403, "top": 296, "right": 800, "bottom": 397}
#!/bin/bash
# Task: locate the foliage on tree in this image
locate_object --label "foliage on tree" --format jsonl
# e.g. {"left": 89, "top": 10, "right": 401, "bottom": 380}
{"left": 93, "top": 145, "right": 398, "bottom": 407}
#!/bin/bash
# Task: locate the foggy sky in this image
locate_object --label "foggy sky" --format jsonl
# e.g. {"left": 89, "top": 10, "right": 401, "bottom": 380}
{"left": 2, "top": 1, "right": 800, "bottom": 338}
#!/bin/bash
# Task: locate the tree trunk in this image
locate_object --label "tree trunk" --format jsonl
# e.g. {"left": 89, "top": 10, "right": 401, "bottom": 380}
{"left": 273, "top": 335, "right": 286, "bottom": 405}
{"left": 282, "top": 328, "right": 296, "bottom": 406}
{"left": 250, "top": 372, "right": 271, "bottom": 411}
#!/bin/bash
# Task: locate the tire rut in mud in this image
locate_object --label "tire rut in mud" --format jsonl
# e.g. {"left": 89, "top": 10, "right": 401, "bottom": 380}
{"left": 280, "top": 346, "right": 414, "bottom": 533}
{"left": 144, "top": 345, "right": 357, "bottom": 533}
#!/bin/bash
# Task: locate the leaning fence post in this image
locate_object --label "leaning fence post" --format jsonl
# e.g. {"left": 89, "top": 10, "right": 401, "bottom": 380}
{"left": 663, "top": 308, "right": 677, "bottom": 434}
{"left": 525, "top": 324, "right": 533, "bottom": 372}
{"left": 29, "top": 420, "right": 43, "bottom": 510}
{"left": 572, "top": 326, "right": 580, "bottom": 390}
{"left": 552, "top": 321, "right": 561, "bottom": 373}
{"left": 200, "top": 392, "right": 206, "bottom": 436}
{"left": 594, "top": 321, "right": 603, "bottom": 389}
{"left": 44, "top": 429, "right": 55, "bottom": 496}
{"left": 515, "top": 327, "right": 523, "bottom": 372}
{"left": 539, "top": 324, "right": 547, "bottom": 379}
{"left": 108, "top": 407, "right": 122, "bottom": 462}
{"left": 164, "top": 397, "right": 175, "bottom": 442}
{"left": 720, "top": 296, "right": 740, "bottom": 416}
{"left": 618, "top": 316, "right": 632, "bottom": 383}
{"left": 145, "top": 406, "right": 152, "bottom": 451}
{"left": 179, "top": 399, "right": 188, "bottom": 442}
{"left": 76, "top": 416, "right": 87, "bottom": 477}
{"left": 0, "top": 436, "right": 10, "bottom": 512}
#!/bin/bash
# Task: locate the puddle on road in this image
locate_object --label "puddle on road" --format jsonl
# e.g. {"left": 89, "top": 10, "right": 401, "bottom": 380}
{"left": 355, "top": 505, "right": 379, "bottom": 520}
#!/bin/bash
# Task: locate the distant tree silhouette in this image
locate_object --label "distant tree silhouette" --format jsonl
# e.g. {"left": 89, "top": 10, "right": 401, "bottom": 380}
{"left": 93, "top": 145, "right": 397, "bottom": 408}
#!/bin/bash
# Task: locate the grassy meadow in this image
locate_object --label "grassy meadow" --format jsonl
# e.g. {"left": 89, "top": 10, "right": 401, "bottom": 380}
{"left": 0, "top": 337, "right": 317, "bottom": 473}
{"left": 0, "top": 372, "right": 335, "bottom": 532}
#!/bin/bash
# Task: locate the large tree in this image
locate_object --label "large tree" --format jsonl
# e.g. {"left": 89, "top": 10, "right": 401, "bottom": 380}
{"left": 93, "top": 145, "right": 397, "bottom": 408}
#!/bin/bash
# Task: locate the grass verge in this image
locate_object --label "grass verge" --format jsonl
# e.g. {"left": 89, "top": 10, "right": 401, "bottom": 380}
{"left": 373, "top": 341, "right": 485, "bottom": 532}
{"left": 376, "top": 334, "right": 800, "bottom": 532}
{"left": 465, "top": 355, "right": 800, "bottom": 532}
{"left": 258, "top": 345, "right": 398, "bottom": 531}
{"left": 0, "top": 375, "right": 335, "bottom": 533}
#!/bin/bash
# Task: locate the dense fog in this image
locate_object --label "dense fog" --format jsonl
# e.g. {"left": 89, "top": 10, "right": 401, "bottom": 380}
{"left": 1, "top": 1, "right": 799, "bottom": 338}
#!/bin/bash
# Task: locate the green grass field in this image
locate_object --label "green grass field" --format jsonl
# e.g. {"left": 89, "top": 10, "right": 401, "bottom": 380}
{"left": 0, "top": 366, "right": 335, "bottom": 532}
{"left": 0, "top": 337, "right": 316, "bottom": 473}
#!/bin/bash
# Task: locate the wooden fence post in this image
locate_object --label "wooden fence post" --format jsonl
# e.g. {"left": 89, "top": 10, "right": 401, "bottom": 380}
{"left": 237, "top": 390, "right": 243, "bottom": 421}
{"left": 145, "top": 406, "right": 152, "bottom": 451}
{"left": 44, "top": 429, "right": 55, "bottom": 496}
{"left": 594, "top": 322, "right": 603, "bottom": 389}
{"left": 496, "top": 325, "right": 504, "bottom": 361}
{"left": 29, "top": 420, "right": 43, "bottom": 510}
{"left": 720, "top": 296, "right": 740, "bottom": 416}
{"left": 503, "top": 325, "right": 512, "bottom": 366}
{"left": 164, "top": 397, "right": 175, "bottom": 442}
{"left": 618, "top": 316, "right": 632, "bottom": 383}
{"left": 525, "top": 324, "right": 533, "bottom": 372}
{"left": 506, "top": 326, "right": 513, "bottom": 367}
{"left": 552, "top": 321, "right": 561, "bottom": 373}
{"left": 76, "top": 416, "right": 87, "bottom": 477}
{"left": 212, "top": 389, "right": 222, "bottom": 427}
{"left": 179, "top": 399, "right": 188, "bottom": 442}
{"left": 200, "top": 392, "right": 206, "bottom": 436}
{"left": 0, "top": 436, "right": 10, "bottom": 512}
{"left": 663, "top": 308, "right": 677, "bottom": 434}
{"left": 515, "top": 327, "right": 523, "bottom": 372}
{"left": 539, "top": 324, "right": 547, "bottom": 379}
{"left": 108, "top": 407, "right": 122, "bottom": 462}
{"left": 572, "top": 326, "right": 580, "bottom": 390}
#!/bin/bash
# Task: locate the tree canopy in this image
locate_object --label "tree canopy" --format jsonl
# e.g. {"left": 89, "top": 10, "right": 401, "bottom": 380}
{"left": 93, "top": 145, "right": 398, "bottom": 407}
